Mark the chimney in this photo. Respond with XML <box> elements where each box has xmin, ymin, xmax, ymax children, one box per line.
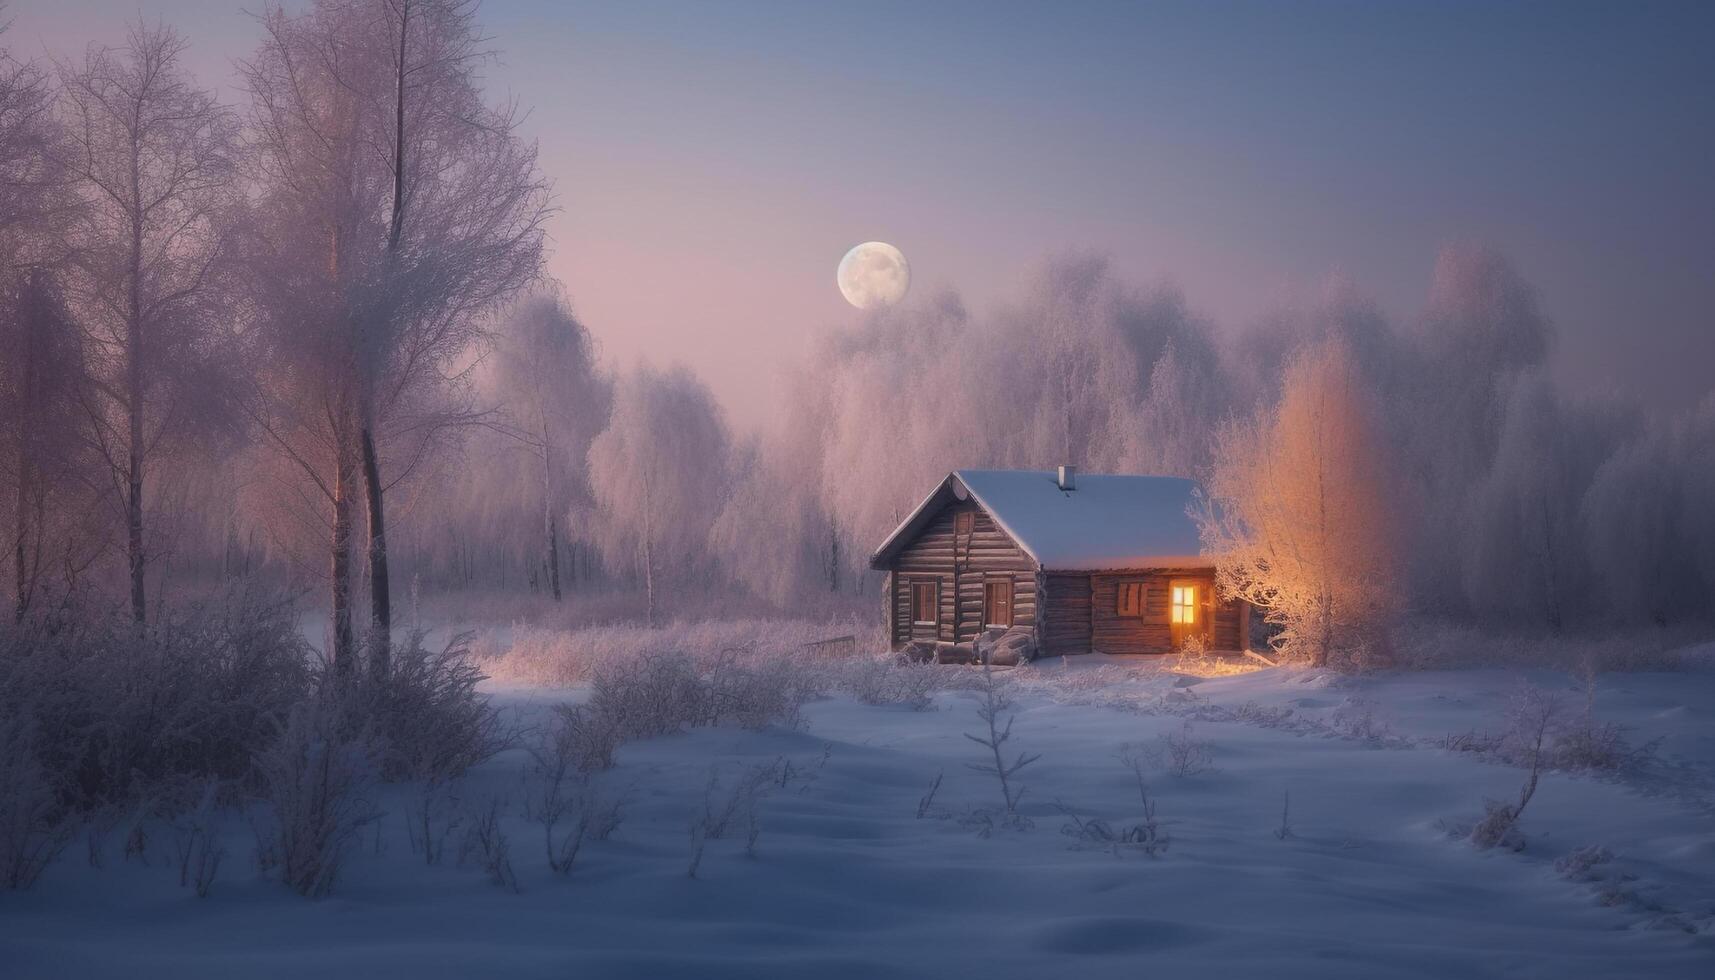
<box><xmin>1057</xmin><ymin>465</ymin><xmax>1077</xmax><ymax>491</ymax></box>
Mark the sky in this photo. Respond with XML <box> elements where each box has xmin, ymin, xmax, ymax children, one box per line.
<box><xmin>12</xmin><ymin>0</ymin><xmax>1713</xmax><ymax>431</ymax></box>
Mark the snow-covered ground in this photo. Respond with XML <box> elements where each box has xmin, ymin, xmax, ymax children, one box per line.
<box><xmin>4</xmin><ymin>654</ymin><xmax>1713</xmax><ymax>979</ymax></box>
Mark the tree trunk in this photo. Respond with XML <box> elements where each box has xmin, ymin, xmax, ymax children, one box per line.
<box><xmin>11</xmin><ymin>274</ymin><xmax>39</xmax><ymax>622</ymax></box>
<box><xmin>332</xmin><ymin>455</ymin><xmax>356</xmax><ymax>677</ymax></box>
<box><xmin>540</xmin><ymin>420</ymin><xmax>561</xmax><ymax>602</ymax></box>
<box><xmin>360</xmin><ymin>422</ymin><xmax>391</xmax><ymax>677</ymax></box>
<box><xmin>641</xmin><ymin>486</ymin><xmax>656</xmax><ymax>627</ymax></box>
<box><xmin>126</xmin><ymin>171</ymin><xmax>147</xmax><ymax>625</ymax></box>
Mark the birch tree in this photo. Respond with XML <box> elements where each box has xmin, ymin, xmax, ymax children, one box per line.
<box><xmin>486</xmin><ymin>290</ymin><xmax>608</xmax><ymax>600</ymax></box>
<box><xmin>0</xmin><ymin>270</ymin><xmax>96</xmax><ymax>620</ymax></box>
<box><xmin>0</xmin><ymin>21</ymin><xmax>98</xmax><ymax>620</ymax></box>
<box><xmin>587</xmin><ymin>366</ymin><xmax>730</xmax><ymax>625</ymax></box>
<box><xmin>1580</xmin><ymin>420</ymin><xmax>1685</xmax><ymax>625</ymax></box>
<box><xmin>1198</xmin><ymin>339</ymin><xmax>1400</xmax><ymax>668</ymax></box>
<box><xmin>240</xmin><ymin>0</ymin><xmax>547</xmax><ymax>672</ymax></box>
<box><xmin>56</xmin><ymin>22</ymin><xmax>239</xmax><ymax>624</ymax></box>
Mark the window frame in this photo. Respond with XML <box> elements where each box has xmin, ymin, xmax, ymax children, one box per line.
<box><xmin>910</xmin><ymin>579</ymin><xmax>940</xmax><ymax>626</ymax></box>
<box><xmin>1170</xmin><ymin>584</ymin><xmax>1197</xmax><ymax>625</ymax></box>
<box><xmin>1116</xmin><ymin>580</ymin><xmax>1147</xmax><ymax>618</ymax></box>
<box><xmin>983</xmin><ymin>577</ymin><xmax>1014</xmax><ymax>629</ymax></box>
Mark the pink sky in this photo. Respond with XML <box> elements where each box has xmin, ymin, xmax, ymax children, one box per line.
<box><xmin>15</xmin><ymin>1</ymin><xmax>1713</xmax><ymax>431</ymax></box>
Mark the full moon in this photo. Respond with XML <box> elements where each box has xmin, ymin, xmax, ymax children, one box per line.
<box><xmin>837</xmin><ymin>241</ymin><xmax>910</xmax><ymax>309</ymax></box>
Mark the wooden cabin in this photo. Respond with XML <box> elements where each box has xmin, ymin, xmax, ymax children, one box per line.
<box><xmin>869</xmin><ymin>467</ymin><xmax>1252</xmax><ymax>658</ymax></box>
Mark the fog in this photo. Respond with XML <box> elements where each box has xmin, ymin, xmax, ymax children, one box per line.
<box><xmin>3</xmin><ymin>4</ymin><xmax>1713</xmax><ymax>646</ymax></box>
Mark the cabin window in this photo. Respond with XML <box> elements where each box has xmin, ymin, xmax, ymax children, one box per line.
<box><xmin>984</xmin><ymin>579</ymin><xmax>1014</xmax><ymax>629</ymax></box>
<box><xmin>954</xmin><ymin>511</ymin><xmax>974</xmax><ymax>536</ymax></box>
<box><xmin>1116</xmin><ymin>581</ymin><xmax>1146</xmax><ymax>618</ymax></box>
<box><xmin>911</xmin><ymin>581</ymin><xmax>938</xmax><ymax>625</ymax></box>
<box><xmin>1171</xmin><ymin>585</ymin><xmax>1197</xmax><ymax>624</ymax></box>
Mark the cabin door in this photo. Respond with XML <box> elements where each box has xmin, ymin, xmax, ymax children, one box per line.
<box><xmin>1168</xmin><ymin>579</ymin><xmax>1208</xmax><ymax>649</ymax></box>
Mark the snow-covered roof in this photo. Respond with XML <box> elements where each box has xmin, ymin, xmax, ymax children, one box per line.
<box><xmin>870</xmin><ymin>469</ymin><xmax>1210</xmax><ymax>572</ymax></box>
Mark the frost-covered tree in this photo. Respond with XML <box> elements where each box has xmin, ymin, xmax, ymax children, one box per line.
<box><xmin>1462</xmin><ymin>372</ymin><xmax>1629</xmax><ymax>630</ymax></box>
<box><xmin>1580</xmin><ymin>419</ymin><xmax>1686</xmax><ymax>625</ymax></box>
<box><xmin>484</xmin><ymin>290</ymin><xmax>608</xmax><ymax>600</ymax></box>
<box><xmin>711</xmin><ymin>434</ymin><xmax>836</xmax><ymax>607</ymax></box>
<box><xmin>56</xmin><ymin>22</ymin><xmax>240</xmax><ymax>623</ymax></box>
<box><xmin>0</xmin><ymin>270</ymin><xmax>102</xmax><ymax>619</ymax></box>
<box><xmin>1403</xmin><ymin>245</ymin><xmax>1554</xmax><ymax>609</ymax></box>
<box><xmin>1199</xmin><ymin>339</ymin><xmax>1400</xmax><ymax>668</ymax></box>
<box><xmin>239</xmin><ymin>0</ymin><xmax>547</xmax><ymax>668</ymax></box>
<box><xmin>1682</xmin><ymin>396</ymin><xmax>1715</xmax><ymax>611</ymax></box>
<box><xmin>0</xmin><ymin>28</ymin><xmax>96</xmax><ymax>620</ymax></box>
<box><xmin>587</xmin><ymin>365</ymin><xmax>730</xmax><ymax>624</ymax></box>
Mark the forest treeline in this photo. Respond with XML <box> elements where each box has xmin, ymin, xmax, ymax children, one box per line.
<box><xmin>2</xmin><ymin>2</ymin><xmax>1712</xmax><ymax>657</ymax></box>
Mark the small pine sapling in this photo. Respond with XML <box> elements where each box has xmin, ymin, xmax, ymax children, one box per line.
<box><xmin>964</xmin><ymin>667</ymin><xmax>1040</xmax><ymax>816</ymax></box>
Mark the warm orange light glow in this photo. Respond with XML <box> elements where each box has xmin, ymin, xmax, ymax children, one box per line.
<box><xmin>1171</xmin><ymin>586</ymin><xmax>1196</xmax><ymax>624</ymax></box>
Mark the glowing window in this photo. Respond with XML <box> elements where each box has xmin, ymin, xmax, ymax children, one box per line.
<box><xmin>1171</xmin><ymin>586</ymin><xmax>1197</xmax><ymax>624</ymax></box>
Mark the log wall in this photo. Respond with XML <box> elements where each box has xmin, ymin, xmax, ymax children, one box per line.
<box><xmin>887</xmin><ymin>500</ymin><xmax>1036</xmax><ymax>646</ymax></box>
<box><xmin>880</xmin><ymin>500</ymin><xmax>1249</xmax><ymax>656</ymax></box>
<box><xmin>1088</xmin><ymin>571</ymin><xmax>1246</xmax><ymax>654</ymax></box>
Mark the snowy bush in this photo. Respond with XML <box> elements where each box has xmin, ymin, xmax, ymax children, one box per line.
<box><xmin>1555</xmin><ymin>844</ymin><xmax>1615</xmax><ymax>881</ymax></box>
<box><xmin>841</xmin><ymin>654</ymin><xmax>946</xmax><ymax>710</ymax></box>
<box><xmin>1056</xmin><ymin>744</ymin><xmax>1170</xmax><ymax>856</ymax></box>
<box><xmin>1330</xmin><ymin>696</ymin><xmax>1389</xmax><ymax>740</ymax></box>
<box><xmin>1470</xmin><ymin>685</ymin><xmax>1559</xmax><ymax>851</ymax></box>
<box><xmin>338</xmin><ymin>631</ymin><xmax>505</xmax><ymax>781</ymax></box>
<box><xmin>587</xmin><ymin>652</ymin><xmax>709</xmax><ymax>740</ymax></box>
<box><xmin>0</xmin><ymin>715</ymin><xmax>70</xmax><ymax>890</ymax></box>
<box><xmin>170</xmin><ymin>779</ymin><xmax>225</xmax><ymax>897</ymax></box>
<box><xmin>461</xmin><ymin>794</ymin><xmax>518</xmax><ymax>892</ymax></box>
<box><xmin>525</xmin><ymin>710</ymin><xmax>626</xmax><ymax>874</ymax></box>
<box><xmin>687</xmin><ymin>762</ymin><xmax>783</xmax><ymax>876</ymax></box>
<box><xmin>1161</xmin><ymin>721</ymin><xmax>1216</xmax><ymax>777</ymax></box>
<box><xmin>404</xmin><ymin>777</ymin><xmax>462</xmax><ymax>867</ymax></box>
<box><xmin>0</xmin><ymin>591</ymin><xmax>312</xmax><ymax>819</ymax></box>
<box><xmin>252</xmin><ymin>700</ymin><xmax>383</xmax><ymax>898</ymax></box>
<box><xmin>481</xmin><ymin>618</ymin><xmax>878</xmax><ymax>688</ymax></box>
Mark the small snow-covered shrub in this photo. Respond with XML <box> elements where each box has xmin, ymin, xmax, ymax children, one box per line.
<box><xmin>0</xmin><ymin>715</ymin><xmax>70</xmax><ymax>890</ymax></box>
<box><xmin>404</xmin><ymin>777</ymin><xmax>462</xmax><ymax>866</ymax></box>
<box><xmin>481</xmin><ymin>617</ymin><xmax>878</xmax><ymax>688</ymax></box>
<box><xmin>687</xmin><ymin>762</ymin><xmax>781</xmax><ymax>876</ymax></box>
<box><xmin>252</xmin><ymin>700</ymin><xmax>383</xmax><ymax>898</ymax></box>
<box><xmin>0</xmin><ymin>591</ymin><xmax>313</xmax><ymax>812</ymax></box>
<box><xmin>339</xmin><ymin>632</ymin><xmax>504</xmax><ymax>781</ymax></box>
<box><xmin>525</xmin><ymin>710</ymin><xmax>626</xmax><ymax>875</ymax></box>
<box><xmin>1161</xmin><ymin>721</ymin><xmax>1215</xmax><ymax>777</ymax></box>
<box><xmin>1556</xmin><ymin>844</ymin><xmax>1615</xmax><ymax>881</ymax></box>
<box><xmin>588</xmin><ymin>652</ymin><xmax>707</xmax><ymax>740</ymax></box>
<box><xmin>704</xmin><ymin>648</ymin><xmax>823</xmax><ymax>730</ymax></box>
<box><xmin>1330</xmin><ymin>696</ymin><xmax>1389</xmax><ymax>740</ymax></box>
<box><xmin>461</xmin><ymin>794</ymin><xmax>518</xmax><ymax>892</ymax></box>
<box><xmin>170</xmin><ymin>779</ymin><xmax>225</xmax><ymax>898</ymax></box>
<box><xmin>1470</xmin><ymin>685</ymin><xmax>1558</xmax><ymax>851</ymax></box>
<box><xmin>842</xmin><ymin>655</ymin><xmax>944</xmax><ymax>710</ymax></box>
